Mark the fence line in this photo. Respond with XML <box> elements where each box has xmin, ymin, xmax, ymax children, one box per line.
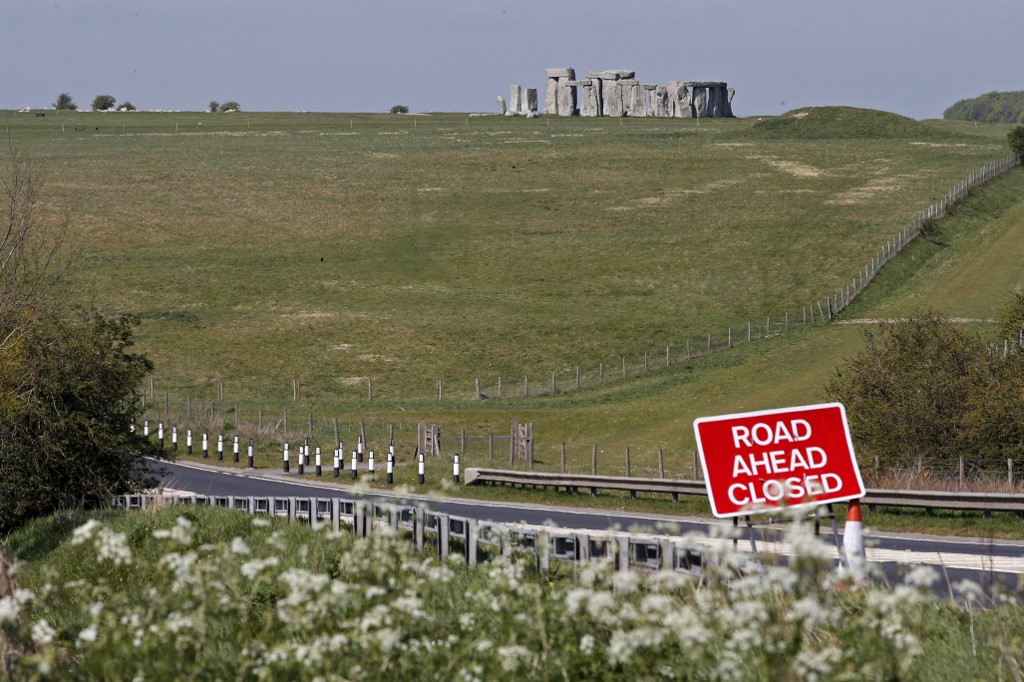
<box><xmin>140</xmin><ymin>154</ymin><xmax>1020</xmax><ymax>403</ymax></box>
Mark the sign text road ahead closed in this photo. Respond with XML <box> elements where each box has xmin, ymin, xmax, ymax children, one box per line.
<box><xmin>694</xmin><ymin>403</ymin><xmax>864</xmax><ymax>519</ymax></box>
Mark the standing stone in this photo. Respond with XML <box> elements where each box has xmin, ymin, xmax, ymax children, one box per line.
<box><xmin>603</xmin><ymin>80</ymin><xmax>623</xmax><ymax>117</ymax></box>
<box><xmin>525</xmin><ymin>88</ymin><xmax>538</xmax><ymax>114</ymax></box>
<box><xmin>557</xmin><ymin>68</ymin><xmax>577</xmax><ymax>116</ymax></box>
<box><xmin>643</xmin><ymin>85</ymin><xmax>657</xmax><ymax>117</ymax></box>
<box><xmin>544</xmin><ymin>78</ymin><xmax>559</xmax><ymax>115</ymax></box>
<box><xmin>654</xmin><ymin>86</ymin><xmax>668</xmax><ymax>118</ymax></box>
<box><xmin>692</xmin><ymin>87</ymin><xmax>708</xmax><ymax>118</ymax></box>
<box><xmin>508</xmin><ymin>85</ymin><xmax>522</xmax><ymax>117</ymax></box>
<box><xmin>725</xmin><ymin>87</ymin><xmax>736</xmax><ymax>117</ymax></box>
<box><xmin>580</xmin><ymin>81</ymin><xmax>599</xmax><ymax>117</ymax></box>
<box><xmin>497</xmin><ymin>95</ymin><xmax>507</xmax><ymax>115</ymax></box>
<box><xmin>626</xmin><ymin>81</ymin><xmax>646</xmax><ymax>118</ymax></box>
<box><xmin>707</xmin><ymin>86</ymin><xmax>719</xmax><ymax>117</ymax></box>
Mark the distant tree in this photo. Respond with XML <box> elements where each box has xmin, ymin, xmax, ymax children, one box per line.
<box><xmin>826</xmin><ymin>310</ymin><xmax>1024</xmax><ymax>479</ymax></box>
<box><xmin>208</xmin><ymin>100</ymin><xmax>220</xmax><ymax>113</ymax></box>
<box><xmin>92</xmin><ymin>95</ymin><xmax>116</xmax><ymax>111</ymax></box>
<box><xmin>53</xmin><ymin>92</ymin><xmax>77</xmax><ymax>111</ymax></box>
<box><xmin>118</xmin><ymin>101</ymin><xmax>137</xmax><ymax>112</ymax></box>
<box><xmin>218</xmin><ymin>101</ymin><xmax>240</xmax><ymax>113</ymax></box>
<box><xmin>1008</xmin><ymin>125</ymin><xmax>1024</xmax><ymax>160</ymax></box>
<box><xmin>944</xmin><ymin>91</ymin><xmax>1024</xmax><ymax>124</ymax></box>
<box><xmin>390</xmin><ymin>104</ymin><xmax>409</xmax><ymax>114</ymax></box>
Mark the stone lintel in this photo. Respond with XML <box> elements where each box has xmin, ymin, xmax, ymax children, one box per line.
<box><xmin>681</xmin><ymin>81</ymin><xmax>727</xmax><ymax>88</ymax></box>
<box><xmin>586</xmin><ymin>69</ymin><xmax>636</xmax><ymax>80</ymax></box>
<box><xmin>546</xmin><ymin>68</ymin><xmax>576</xmax><ymax>78</ymax></box>
<box><xmin>565</xmin><ymin>80</ymin><xmax>590</xmax><ymax>87</ymax></box>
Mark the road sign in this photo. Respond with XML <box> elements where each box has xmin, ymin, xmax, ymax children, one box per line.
<box><xmin>694</xmin><ymin>402</ymin><xmax>864</xmax><ymax>518</ymax></box>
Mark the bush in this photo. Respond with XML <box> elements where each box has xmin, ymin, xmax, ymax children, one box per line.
<box><xmin>1008</xmin><ymin>125</ymin><xmax>1024</xmax><ymax>159</ymax></box>
<box><xmin>208</xmin><ymin>100</ymin><xmax>220</xmax><ymax>113</ymax></box>
<box><xmin>826</xmin><ymin>310</ymin><xmax>1024</xmax><ymax>477</ymax></box>
<box><xmin>218</xmin><ymin>101</ymin><xmax>240</xmax><ymax>113</ymax></box>
<box><xmin>91</xmin><ymin>95</ymin><xmax>116</xmax><ymax>111</ymax></box>
<box><xmin>390</xmin><ymin>104</ymin><xmax>409</xmax><ymax>114</ymax></box>
<box><xmin>117</xmin><ymin>102</ymin><xmax>136</xmax><ymax>112</ymax></box>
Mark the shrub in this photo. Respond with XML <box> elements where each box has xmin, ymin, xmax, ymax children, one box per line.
<box><xmin>1008</xmin><ymin>125</ymin><xmax>1024</xmax><ymax>160</ymax></box>
<box><xmin>52</xmin><ymin>93</ymin><xmax>77</xmax><ymax>111</ymax></box>
<box><xmin>218</xmin><ymin>101</ymin><xmax>240</xmax><ymax>113</ymax></box>
<box><xmin>390</xmin><ymin>104</ymin><xmax>409</xmax><ymax>114</ymax></box>
<box><xmin>117</xmin><ymin>102</ymin><xmax>136</xmax><ymax>112</ymax></box>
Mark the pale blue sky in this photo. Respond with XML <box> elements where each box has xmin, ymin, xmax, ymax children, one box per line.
<box><xmin>3</xmin><ymin>0</ymin><xmax>1021</xmax><ymax>118</ymax></box>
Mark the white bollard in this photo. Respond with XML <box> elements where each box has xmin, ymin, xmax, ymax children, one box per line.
<box><xmin>283</xmin><ymin>442</ymin><xmax>290</xmax><ymax>473</ymax></box>
<box><xmin>418</xmin><ymin>451</ymin><xmax>425</xmax><ymax>485</ymax></box>
<box><xmin>454</xmin><ymin>454</ymin><xmax>460</xmax><ymax>484</ymax></box>
<box><xmin>368</xmin><ymin>450</ymin><xmax>375</xmax><ymax>480</ymax></box>
<box><xmin>351</xmin><ymin>451</ymin><xmax>358</xmax><ymax>480</ymax></box>
<box><xmin>315</xmin><ymin>447</ymin><xmax>322</xmax><ymax>476</ymax></box>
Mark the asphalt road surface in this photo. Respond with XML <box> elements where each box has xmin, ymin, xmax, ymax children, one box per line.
<box><xmin>150</xmin><ymin>459</ymin><xmax>1024</xmax><ymax>595</ymax></box>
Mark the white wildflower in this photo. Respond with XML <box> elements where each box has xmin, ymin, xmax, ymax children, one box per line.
<box><xmin>579</xmin><ymin>633</ymin><xmax>595</xmax><ymax>655</ymax></box>
<box><xmin>71</xmin><ymin>519</ymin><xmax>103</xmax><ymax>545</ymax></box>
<box><xmin>230</xmin><ymin>537</ymin><xmax>251</xmax><ymax>555</ymax></box>
<box><xmin>496</xmin><ymin>644</ymin><xmax>533</xmax><ymax>672</ymax></box>
<box><xmin>903</xmin><ymin>564</ymin><xmax>940</xmax><ymax>589</ymax></box>
<box><xmin>77</xmin><ymin>624</ymin><xmax>98</xmax><ymax>644</ymax></box>
<box><xmin>0</xmin><ymin>597</ymin><xmax>19</xmax><ymax>625</ymax></box>
<box><xmin>31</xmin><ymin>619</ymin><xmax>56</xmax><ymax>645</ymax></box>
<box><xmin>458</xmin><ymin>613</ymin><xmax>475</xmax><ymax>630</ymax></box>
<box><xmin>240</xmin><ymin>556</ymin><xmax>280</xmax><ymax>580</ymax></box>
<box><xmin>95</xmin><ymin>527</ymin><xmax>133</xmax><ymax>565</ymax></box>
<box><xmin>953</xmin><ymin>578</ymin><xmax>985</xmax><ymax>605</ymax></box>
<box><xmin>251</xmin><ymin>517</ymin><xmax>271</xmax><ymax>528</ymax></box>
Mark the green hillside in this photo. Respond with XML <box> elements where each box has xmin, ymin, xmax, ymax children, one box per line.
<box><xmin>2</xmin><ymin>107</ymin><xmax>1020</xmax><ymax>473</ymax></box>
<box><xmin>944</xmin><ymin>90</ymin><xmax>1024</xmax><ymax>124</ymax></box>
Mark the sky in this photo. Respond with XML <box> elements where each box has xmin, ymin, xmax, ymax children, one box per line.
<box><xmin>3</xmin><ymin>0</ymin><xmax>1022</xmax><ymax>119</ymax></box>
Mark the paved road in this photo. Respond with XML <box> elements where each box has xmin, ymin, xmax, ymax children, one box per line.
<box><xmin>150</xmin><ymin>459</ymin><xmax>1024</xmax><ymax>592</ymax></box>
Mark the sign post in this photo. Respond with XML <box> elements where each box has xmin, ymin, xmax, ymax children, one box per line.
<box><xmin>694</xmin><ymin>403</ymin><xmax>864</xmax><ymax>519</ymax></box>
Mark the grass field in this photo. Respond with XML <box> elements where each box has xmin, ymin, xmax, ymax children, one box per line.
<box><xmin>4</xmin><ymin>106</ymin><xmax>1023</xmax><ymax>483</ymax></box>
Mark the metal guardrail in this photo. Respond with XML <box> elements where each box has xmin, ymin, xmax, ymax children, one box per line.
<box><xmin>464</xmin><ymin>468</ymin><xmax>1024</xmax><ymax>515</ymax></box>
<box><xmin>112</xmin><ymin>494</ymin><xmax>707</xmax><ymax>576</ymax></box>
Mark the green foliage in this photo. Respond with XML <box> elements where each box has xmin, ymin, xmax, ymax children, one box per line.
<box><xmin>999</xmin><ymin>291</ymin><xmax>1024</xmax><ymax>340</ymax></box>
<box><xmin>208</xmin><ymin>100</ymin><xmax>220</xmax><ymax>113</ymax></box>
<box><xmin>0</xmin><ymin>309</ymin><xmax>157</xmax><ymax>532</ymax></box>
<box><xmin>0</xmin><ymin>149</ymin><xmax>158</xmax><ymax>533</ymax></box>
<box><xmin>390</xmin><ymin>104</ymin><xmax>409</xmax><ymax>114</ymax></box>
<box><xmin>217</xmin><ymin>101</ymin><xmax>240</xmax><ymax>112</ymax></box>
<box><xmin>52</xmin><ymin>92</ymin><xmax>77</xmax><ymax>110</ymax></box>
<box><xmin>117</xmin><ymin>101</ymin><xmax>136</xmax><ymax>112</ymax></box>
<box><xmin>91</xmin><ymin>94</ymin><xmax>116</xmax><ymax>111</ymax></box>
<box><xmin>1008</xmin><ymin>125</ymin><xmax>1024</xmax><ymax>159</ymax></box>
<box><xmin>944</xmin><ymin>91</ymin><xmax>1024</xmax><ymax>124</ymax></box>
<box><xmin>750</xmin><ymin>106</ymin><xmax>944</xmax><ymax>139</ymax></box>
<box><xmin>826</xmin><ymin>310</ymin><xmax>1024</xmax><ymax>477</ymax></box>
<box><xmin>7</xmin><ymin>506</ymin><xmax>1014</xmax><ymax>680</ymax></box>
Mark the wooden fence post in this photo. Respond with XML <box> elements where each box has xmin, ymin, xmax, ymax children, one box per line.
<box><xmin>561</xmin><ymin>442</ymin><xmax>566</xmax><ymax>474</ymax></box>
<box><xmin>625</xmin><ymin>447</ymin><xmax>631</xmax><ymax>477</ymax></box>
<box><xmin>592</xmin><ymin>445</ymin><xmax>597</xmax><ymax>475</ymax></box>
<box><xmin>658</xmin><ymin>447</ymin><xmax>664</xmax><ymax>479</ymax></box>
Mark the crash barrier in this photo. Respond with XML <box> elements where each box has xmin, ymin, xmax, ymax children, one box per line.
<box><xmin>464</xmin><ymin>468</ymin><xmax>1024</xmax><ymax>516</ymax></box>
<box><xmin>112</xmin><ymin>494</ymin><xmax>706</xmax><ymax>576</ymax></box>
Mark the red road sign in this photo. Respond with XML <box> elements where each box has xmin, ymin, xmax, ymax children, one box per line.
<box><xmin>694</xmin><ymin>403</ymin><xmax>864</xmax><ymax>518</ymax></box>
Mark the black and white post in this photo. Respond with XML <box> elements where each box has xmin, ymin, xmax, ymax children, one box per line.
<box><xmin>202</xmin><ymin>433</ymin><xmax>209</xmax><ymax>459</ymax></box>
<box><xmin>333</xmin><ymin>449</ymin><xmax>340</xmax><ymax>477</ymax></box>
<box><xmin>453</xmin><ymin>453</ymin><xmax>460</xmax><ymax>484</ymax></box>
<box><xmin>187</xmin><ymin>429</ymin><xmax>193</xmax><ymax>455</ymax></box>
<box><xmin>297</xmin><ymin>444</ymin><xmax>305</xmax><ymax>475</ymax></box>
<box><xmin>386</xmin><ymin>451</ymin><xmax>394</xmax><ymax>485</ymax></box>
<box><xmin>217</xmin><ymin>434</ymin><xmax>224</xmax><ymax>462</ymax></box>
<box><xmin>351</xmin><ymin>450</ymin><xmax>358</xmax><ymax>480</ymax></box>
<box><xmin>233</xmin><ymin>435</ymin><xmax>240</xmax><ymax>463</ymax></box>
<box><xmin>315</xmin><ymin>446</ymin><xmax>322</xmax><ymax>476</ymax></box>
<box><xmin>172</xmin><ymin>425</ymin><xmax>178</xmax><ymax>452</ymax></box>
<box><xmin>283</xmin><ymin>442</ymin><xmax>290</xmax><ymax>473</ymax></box>
<box><xmin>158</xmin><ymin>422</ymin><xmax>165</xmax><ymax>449</ymax></box>
<box><xmin>247</xmin><ymin>438</ymin><xmax>254</xmax><ymax>468</ymax></box>
<box><xmin>418</xmin><ymin>451</ymin><xmax>425</xmax><ymax>485</ymax></box>
<box><xmin>368</xmin><ymin>450</ymin><xmax>375</xmax><ymax>481</ymax></box>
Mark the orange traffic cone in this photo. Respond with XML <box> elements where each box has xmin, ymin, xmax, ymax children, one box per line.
<box><xmin>843</xmin><ymin>499</ymin><xmax>865</xmax><ymax>577</ymax></box>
